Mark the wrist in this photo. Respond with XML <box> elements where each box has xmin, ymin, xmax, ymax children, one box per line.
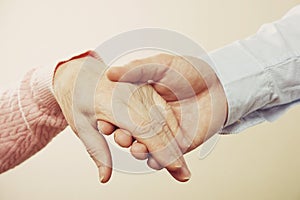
<box><xmin>53</xmin><ymin>50</ymin><xmax>102</xmax><ymax>98</ymax></box>
<box><xmin>52</xmin><ymin>51</ymin><xmax>103</xmax><ymax>129</ymax></box>
<box><xmin>207</xmin><ymin>73</ymin><xmax>228</xmax><ymax>136</ymax></box>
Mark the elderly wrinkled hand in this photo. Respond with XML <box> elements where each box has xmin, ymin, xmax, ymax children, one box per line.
<box><xmin>53</xmin><ymin>54</ymin><xmax>190</xmax><ymax>183</ymax></box>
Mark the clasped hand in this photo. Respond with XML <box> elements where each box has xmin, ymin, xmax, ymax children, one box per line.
<box><xmin>53</xmin><ymin>53</ymin><xmax>227</xmax><ymax>183</ymax></box>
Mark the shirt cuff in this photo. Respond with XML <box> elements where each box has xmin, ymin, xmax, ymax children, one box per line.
<box><xmin>208</xmin><ymin>42</ymin><xmax>273</xmax><ymax>130</ymax></box>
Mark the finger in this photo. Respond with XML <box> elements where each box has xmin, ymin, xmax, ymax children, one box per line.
<box><xmin>77</xmin><ymin>124</ymin><xmax>112</xmax><ymax>183</ymax></box>
<box><xmin>137</xmin><ymin>123</ymin><xmax>191</xmax><ymax>182</ymax></box>
<box><xmin>168</xmin><ymin>165</ymin><xmax>191</xmax><ymax>183</ymax></box>
<box><xmin>113</xmin><ymin>128</ymin><xmax>133</xmax><ymax>148</ymax></box>
<box><xmin>135</xmin><ymin>140</ymin><xmax>191</xmax><ymax>182</ymax></box>
<box><xmin>147</xmin><ymin>156</ymin><xmax>163</xmax><ymax>170</ymax></box>
<box><xmin>107</xmin><ymin>65</ymin><xmax>179</xmax><ymax>101</ymax></box>
<box><xmin>124</xmin><ymin>88</ymin><xmax>192</xmax><ymax>182</ymax></box>
<box><xmin>145</xmin><ymin>132</ymin><xmax>192</xmax><ymax>179</ymax></box>
<box><xmin>97</xmin><ymin>120</ymin><xmax>116</xmax><ymax>135</ymax></box>
<box><xmin>130</xmin><ymin>141</ymin><xmax>149</xmax><ymax>160</ymax></box>
<box><xmin>106</xmin><ymin>54</ymin><xmax>173</xmax><ymax>83</ymax></box>
<box><xmin>107</xmin><ymin>64</ymin><xmax>169</xmax><ymax>84</ymax></box>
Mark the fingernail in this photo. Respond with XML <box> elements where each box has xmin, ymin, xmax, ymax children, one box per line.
<box><xmin>181</xmin><ymin>167</ymin><xmax>191</xmax><ymax>181</ymax></box>
<box><xmin>99</xmin><ymin>166</ymin><xmax>106</xmax><ymax>183</ymax></box>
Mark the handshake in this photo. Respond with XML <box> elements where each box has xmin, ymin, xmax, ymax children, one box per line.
<box><xmin>53</xmin><ymin>52</ymin><xmax>228</xmax><ymax>183</ymax></box>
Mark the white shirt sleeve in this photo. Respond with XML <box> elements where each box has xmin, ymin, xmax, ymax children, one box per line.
<box><xmin>208</xmin><ymin>5</ymin><xmax>300</xmax><ymax>134</ymax></box>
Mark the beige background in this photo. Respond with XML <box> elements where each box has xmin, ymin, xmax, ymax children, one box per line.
<box><xmin>0</xmin><ymin>0</ymin><xmax>300</xmax><ymax>199</ymax></box>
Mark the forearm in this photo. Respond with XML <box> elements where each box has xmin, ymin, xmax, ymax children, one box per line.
<box><xmin>0</xmin><ymin>66</ymin><xmax>67</xmax><ymax>173</ymax></box>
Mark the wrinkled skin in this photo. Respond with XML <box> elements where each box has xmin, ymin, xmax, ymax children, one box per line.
<box><xmin>53</xmin><ymin>56</ymin><xmax>191</xmax><ymax>183</ymax></box>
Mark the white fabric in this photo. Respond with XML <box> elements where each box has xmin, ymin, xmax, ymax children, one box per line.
<box><xmin>209</xmin><ymin>5</ymin><xmax>300</xmax><ymax>134</ymax></box>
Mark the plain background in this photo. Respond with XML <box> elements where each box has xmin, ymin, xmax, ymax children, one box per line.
<box><xmin>0</xmin><ymin>0</ymin><xmax>300</xmax><ymax>199</ymax></box>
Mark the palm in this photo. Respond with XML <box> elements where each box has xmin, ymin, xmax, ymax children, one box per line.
<box><xmin>168</xmin><ymin>89</ymin><xmax>212</xmax><ymax>153</ymax></box>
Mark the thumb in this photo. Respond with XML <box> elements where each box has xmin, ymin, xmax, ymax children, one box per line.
<box><xmin>106</xmin><ymin>59</ymin><xmax>197</xmax><ymax>101</ymax></box>
<box><xmin>107</xmin><ymin>64</ymin><xmax>169</xmax><ymax>84</ymax></box>
<box><xmin>107</xmin><ymin>65</ymin><xmax>181</xmax><ymax>101</ymax></box>
<box><xmin>106</xmin><ymin>54</ymin><xmax>173</xmax><ymax>83</ymax></box>
<box><xmin>76</xmin><ymin>120</ymin><xmax>112</xmax><ymax>183</ymax></box>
